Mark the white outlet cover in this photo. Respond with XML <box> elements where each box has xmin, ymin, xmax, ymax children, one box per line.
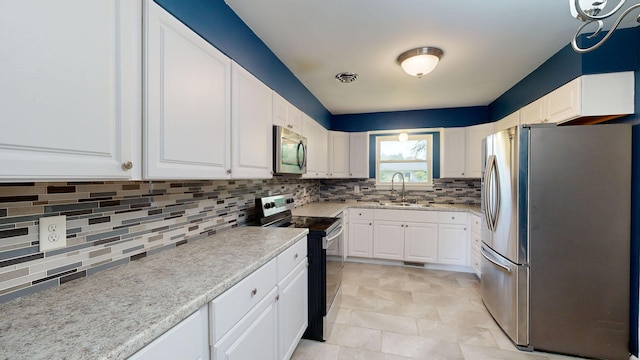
<box><xmin>39</xmin><ymin>215</ymin><xmax>67</xmax><ymax>252</ymax></box>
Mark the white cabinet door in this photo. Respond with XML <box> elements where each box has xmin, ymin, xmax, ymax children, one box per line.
<box><xmin>129</xmin><ymin>305</ymin><xmax>209</xmax><ymax>360</ymax></box>
<box><xmin>520</xmin><ymin>97</ymin><xmax>547</xmax><ymax>125</ymax></box>
<box><xmin>495</xmin><ymin>111</ymin><xmax>519</xmax><ymax>132</ymax></box>
<box><xmin>440</xmin><ymin>128</ymin><xmax>466</xmax><ymax>178</ymax></box>
<box><xmin>373</xmin><ymin>220</ymin><xmax>404</xmax><ymax>260</ymax></box>
<box><xmin>145</xmin><ymin>1</ymin><xmax>231</xmax><ymax>179</ymax></box>
<box><xmin>546</xmin><ymin>77</ymin><xmax>579</xmax><ymax>123</ymax></box>
<box><xmin>328</xmin><ymin>131</ymin><xmax>350</xmax><ymax>178</ymax></box>
<box><xmin>464</xmin><ymin>122</ymin><xmax>495</xmax><ymax>178</ymax></box>
<box><xmin>273</xmin><ymin>92</ymin><xmax>302</xmax><ymax>134</ymax></box>
<box><xmin>277</xmin><ymin>261</ymin><xmax>308</xmax><ymax>360</ymax></box>
<box><xmin>231</xmin><ymin>63</ymin><xmax>273</xmax><ymax>179</ymax></box>
<box><xmin>348</xmin><ymin>219</ymin><xmax>373</xmax><ymax>258</ymax></box>
<box><xmin>349</xmin><ymin>132</ymin><xmax>369</xmax><ymax>178</ymax></box>
<box><xmin>404</xmin><ymin>222</ymin><xmax>438</xmax><ymax>263</ymax></box>
<box><xmin>438</xmin><ymin>223</ymin><xmax>468</xmax><ymax>266</ymax></box>
<box><xmin>0</xmin><ymin>0</ymin><xmax>141</xmax><ymax>180</ymax></box>
<box><xmin>213</xmin><ymin>287</ymin><xmax>279</xmax><ymax>360</ymax></box>
<box><xmin>301</xmin><ymin>115</ymin><xmax>327</xmax><ymax>178</ymax></box>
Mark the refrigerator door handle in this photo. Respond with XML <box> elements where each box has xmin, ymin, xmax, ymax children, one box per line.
<box><xmin>483</xmin><ymin>157</ymin><xmax>494</xmax><ymax>230</ymax></box>
<box><xmin>481</xmin><ymin>249</ymin><xmax>511</xmax><ymax>273</ymax></box>
<box><xmin>492</xmin><ymin>156</ymin><xmax>500</xmax><ymax>231</ymax></box>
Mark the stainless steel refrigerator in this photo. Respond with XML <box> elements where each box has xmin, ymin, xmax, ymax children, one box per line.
<box><xmin>480</xmin><ymin>124</ymin><xmax>631</xmax><ymax>360</ymax></box>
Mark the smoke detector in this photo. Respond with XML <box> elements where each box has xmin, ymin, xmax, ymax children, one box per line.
<box><xmin>335</xmin><ymin>72</ymin><xmax>358</xmax><ymax>83</ymax></box>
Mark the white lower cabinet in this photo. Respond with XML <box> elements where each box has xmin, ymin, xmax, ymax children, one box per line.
<box><xmin>437</xmin><ymin>212</ymin><xmax>469</xmax><ymax>266</ymax></box>
<box><xmin>277</xmin><ymin>261</ymin><xmax>308</xmax><ymax>360</ymax></box>
<box><xmin>349</xmin><ymin>219</ymin><xmax>374</xmax><ymax>257</ymax></box>
<box><xmin>129</xmin><ymin>305</ymin><xmax>209</xmax><ymax>360</ymax></box>
<box><xmin>373</xmin><ymin>221</ymin><xmax>404</xmax><ymax>260</ymax></box>
<box><xmin>404</xmin><ymin>222</ymin><xmax>439</xmax><ymax>263</ymax></box>
<box><xmin>348</xmin><ymin>209</ymin><xmax>470</xmax><ymax>268</ymax></box>
<box><xmin>213</xmin><ymin>287</ymin><xmax>279</xmax><ymax>360</ymax></box>
<box><xmin>211</xmin><ymin>238</ymin><xmax>308</xmax><ymax>360</ymax></box>
<box><xmin>470</xmin><ymin>214</ymin><xmax>482</xmax><ymax>277</ymax></box>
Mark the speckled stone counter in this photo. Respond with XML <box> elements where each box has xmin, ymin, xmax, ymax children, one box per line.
<box><xmin>292</xmin><ymin>201</ymin><xmax>481</xmax><ymax>218</ymax></box>
<box><xmin>0</xmin><ymin>227</ymin><xmax>308</xmax><ymax>360</ymax></box>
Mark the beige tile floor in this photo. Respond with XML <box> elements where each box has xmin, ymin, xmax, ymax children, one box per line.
<box><xmin>292</xmin><ymin>262</ymin><xmax>588</xmax><ymax>360</ymax></box>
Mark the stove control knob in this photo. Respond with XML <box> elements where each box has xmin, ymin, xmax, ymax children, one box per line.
<box><xmin>286</xmin><ymin>198</ymin><xmax>294</xmax><ymax>204</ymax></box>
<box><xmin>264</xmin><ymin>203</ymin><xmax>271</xmax><ymax>209</ymax></box>
<box><xmin>270</xmin><ymin>202</ymin><xmax>277</xmax><ymax>208</ymax></box>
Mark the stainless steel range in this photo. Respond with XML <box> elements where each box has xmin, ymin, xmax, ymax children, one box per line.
<box><xmin>254</xmin><ymin>194</ymin><xmax>343</xmax><ymax>341</ymax></box>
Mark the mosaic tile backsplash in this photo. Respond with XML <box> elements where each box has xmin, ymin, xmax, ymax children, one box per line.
<box><xmin>0</xmin><ymin>177</ymin><xmax>321</xmax><ymax>304</ymax></box>
<box><xmin>0</xmin><ymin>176</ymin><xmax>479</xmax><ymax>303</ymax></box>
<box><xmin>318</xmin><ymin>178</ymin><xmax>481</xmax><ymax>205</ymax></box>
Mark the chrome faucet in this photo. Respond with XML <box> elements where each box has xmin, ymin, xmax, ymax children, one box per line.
<box><xmin>391</xmin><ymin>172</ymin><xmax>405</xmax><ymax>204</ymax></box>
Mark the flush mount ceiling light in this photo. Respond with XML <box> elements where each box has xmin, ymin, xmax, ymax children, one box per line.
<box><xmin>335</xmin><ymin>72</ymin><xmax>358</xmax><ymax>83</ymax></box>
<box><xmin>397</xmin><ymin>47</ymin><xmax>444</xmax><ymax>78</ymax></box>
<box><xmin>569</xmin><ymin>0</ymin><xmax>640</xmax><ymax>53</ymax></box>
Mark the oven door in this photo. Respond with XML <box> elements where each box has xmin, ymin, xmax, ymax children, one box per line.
<box><xmin>323</xmin><ymin>223</ymin><xmax>343</xmax><ymax>339</ymax></box>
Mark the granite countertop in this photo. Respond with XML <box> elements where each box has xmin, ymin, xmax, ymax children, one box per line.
<box><xmin>292</xmin><ymin>201</ymin><xmax>481</xmax><ymax>218</ymax></box>
<box><xmin>0</xmin><ymin>227</ymin><xmax>308</xmax><ymax>360</ymax></box>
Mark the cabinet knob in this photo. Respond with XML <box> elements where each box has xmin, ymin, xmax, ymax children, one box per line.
<box><xmin>226</xmin><ymin>169</ymin><xmax>232</xmax><ymax>174</ymax></box>
<box><xmin>369</xmin><ymin>223</ymin><xmax>372</xmax><ymax>226</ymax></box>
<box><xmin>122</xmin><ymin>161</ymin><xmax>133</xmax><ymax>170</ymax></box>
<box><xmin>294</xmin><ymin>253</ymin><xmax>298</xmax><ymax>259</ymax></box>
<box><xmin>276</xmin><ymin>294</ymin><xmax>280</xmax><ymax>301</ymax></box>
<box><xmin>251</xmin><ymin>288</ymin><xmax>257</xmax><ymax>297</ymax></box>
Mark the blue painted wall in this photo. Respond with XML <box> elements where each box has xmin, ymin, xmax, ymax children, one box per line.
<box><xmin>331</xmin><ymin>106</ymin><xmax>489</xmax><ymax>132</ymax></box>
<box><xmin>153</xmin><ymin>0</ymin><xmax>331</xmax><ymax>127</ymax></box>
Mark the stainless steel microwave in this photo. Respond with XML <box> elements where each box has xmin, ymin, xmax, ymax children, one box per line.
<box><xmin>273</xmin><ymin>126</ymin><xmax>307</xmax><ymax>175</ymax></box>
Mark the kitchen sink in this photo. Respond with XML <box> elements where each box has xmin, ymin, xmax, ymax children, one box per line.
<box><xmin>378</xmin><ymin>202</ymin><xmax>431</xmax><ymax>208</ymax></box>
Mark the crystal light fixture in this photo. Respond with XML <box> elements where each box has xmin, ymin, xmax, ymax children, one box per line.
<box><xmin>570</xmin><ymin>0</ymin><xmax>640</xmax><ymax>53</ymax></box>
<box><xmin>397</xmin><ymin>47</ymin><xmax>443</xmax><ymax>77</ymax></box>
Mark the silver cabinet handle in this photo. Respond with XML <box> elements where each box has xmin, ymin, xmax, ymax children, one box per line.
<box><xmin>251</xmin><ymin>288</ymin><xmax>257</xmax><ymax>297</ymax></box>
<box><xmin>481</xmin><ymin>250</ymin><xmax>511</xmax><ymax>273</ymax></box>
<box><xmin>122</xmin><ymin>161</ymin><xmax>133</xmax><ymax>170</ymax></box>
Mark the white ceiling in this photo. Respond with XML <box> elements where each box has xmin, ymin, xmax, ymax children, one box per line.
<box><xmin>224</xmin><ymin>0</ymin><xmax>638</xmax><ymax>115</ymax></box>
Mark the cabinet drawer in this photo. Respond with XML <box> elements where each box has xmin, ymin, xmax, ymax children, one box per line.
<box><xmin>277</xmin><ymin>238</ymin><xmax>307</xmax><ymax>282</ymax></box>
<box><xmin>349</xmin><ymin>208</ymin><xmax>374</xmax><ymax>220</ymax></box>
<box><xmin>374</xmin><ymin>209</ymin><xmax>438</xmax><ymax>223</ymax></box>
<box><xmin>211</xmin><ymin>258</ymin><xmax>277</xmax><ymax>343</ymax></box>
<box><xmin>471</xmin><ymin>215</ymin><xmax>481</xmax><ymax>234</ymax></box>
<box><xmin>471</xmin><ymin>249</ymin><xmax>481</xmax><ymax>274</ymax></box>
<box><xmin>438</xmin><ymin>211</ymin><xmax>468</xmax><ymax>225</ymax></box>
<box><xmin>471</xmin><ymin>231</ymin><xmax>482</xmax><ymax>252</ymax></box>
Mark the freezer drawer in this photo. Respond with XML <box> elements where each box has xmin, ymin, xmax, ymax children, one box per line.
<box><xmin>480</xmin><ymin>244</ymin><xmax>528</xmax><ymax>348</ymax></box>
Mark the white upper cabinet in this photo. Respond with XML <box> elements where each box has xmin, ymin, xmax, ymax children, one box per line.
<box><xmin>301</xmin><ymin>115</ymin><xmax>327</xmax><ymax>178</ymax></box>
<box><xmin>464</xmin><ymin>122</ymin><xmax>495</xmax><ymax>178</ymax></box>
<box><xmin>0</xmin><ymin>0</ymin><xmax>141</xmax><ymax>180</ymax></box>
<box><xmin>440</xmin><ymin>127</ymin><xmax>466</xmax><ymax>178</ymax></box>
<box><xmin>144</xmin><ymin>0</ymin><xmax>231</xmax><ymax>179</ymax></box>
<box><xmin>273</xmin><ymin>92</ymin><xmax>303</xmax><ymax>134</ymax></box>
<box><xmin>328</xmin><ymin>131</ymin><xmax>350</xmax><ymax>178</ymax></box>
<box><xmin>231</xmin><ymin>63</ymin><xmax>274</xmax><ymax>179</ymax></box>
<box><xmin>349</xmin><ymin>132</ymin><xmax>369</xmax><ymax>178</ymax></box>
<box><xmin>520</xmin><ymin>97</ymin><xmax>548</xmax><ymax>125</ymax></box>
<box><xmin>519</xmin><ymin>72</ymin><xmax>634</xmax><ymax>125</ymax></box>
<box><xmin>551</xmin><ymin>72</ymin><xmax>634</xmax><ymax>123</ymax></box>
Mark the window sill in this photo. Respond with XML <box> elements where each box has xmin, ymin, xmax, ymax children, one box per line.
<box><xmin>374</xmin><ymin>183</ymin><xmax>434</xmax><ymax>191</ymax></box>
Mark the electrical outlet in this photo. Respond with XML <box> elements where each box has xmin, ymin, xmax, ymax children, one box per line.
<box><xmin>39</xmin><ymin>215</ymin><xmax>66</xmax><ymax>252</ymax></box>
<box><xmin>354</xmin><ymin>185</ymin><xmax>360</xmax><ymax>194</ymax></box>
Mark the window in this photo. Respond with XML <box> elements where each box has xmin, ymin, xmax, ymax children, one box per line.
<box><xmin>376</xmin><ymin>134</ymin><xmax>433</xmax><ymax>187</ymax></box>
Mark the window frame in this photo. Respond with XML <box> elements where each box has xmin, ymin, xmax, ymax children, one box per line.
<box><xmin>375</xmin><ymin>133</ymin><xmax>434</xmax><ymax>189</ymax></box>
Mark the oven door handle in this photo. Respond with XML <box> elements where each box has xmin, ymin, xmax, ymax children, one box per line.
<box><xmin>323</xmin><ymin>225</ymin><xmax>344</xmax><ymax>249</ymax></box>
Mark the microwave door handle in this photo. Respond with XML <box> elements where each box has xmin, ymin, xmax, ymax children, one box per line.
<box><xmin>296</xmin><ymin>141</ymin><xmax>304</xmax><ymax>169</ymax></box>
<box><xmin>300</xmin><ymin>142</ymin><xmax>307</xmax><ymax>168</ymax></box>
